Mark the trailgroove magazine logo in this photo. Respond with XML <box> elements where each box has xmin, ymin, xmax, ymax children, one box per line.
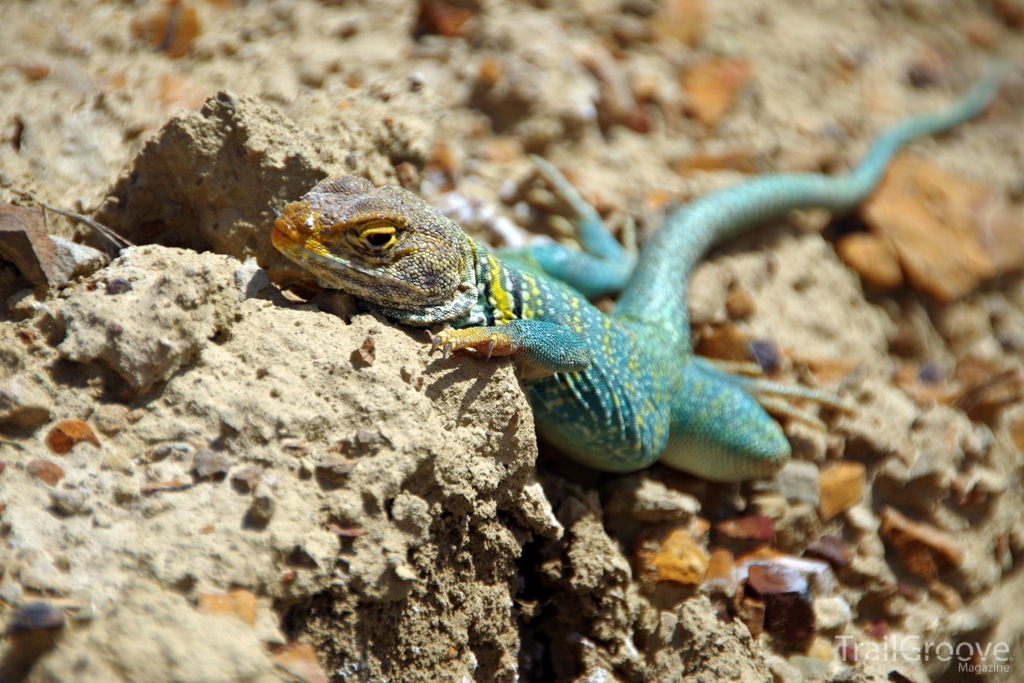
<box><xmin>836</xmin><ymin>635</ymin><xmax>1013</xmax><ymax>673</ymax></box>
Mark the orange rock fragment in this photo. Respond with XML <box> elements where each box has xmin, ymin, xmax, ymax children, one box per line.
<box><xmin>674</xmin><ymin>149</ymin><xmax>757</xmax><ymax>175</ymax></box>
<box><xmin>28</xmin><ymin>459</ymin><xmax>64</xmax><ymax>487</ymax></box>
<box><xmin>836</xmin><ymin>232</ymin><xmax>904</xmax><ymax>290</ymax></box>
<box><xmin>724</xmin><ymin>286</ymin><xmax>755</xmax><ymax>319</ymax></box>
<box><xmin>802</xmin><ymin>358</ymin><xmax>859</xmax><ymax>385</ymax></box>
<box><xmin>653</xmin><ymin>0</ymin><xmax>706</xmax><ymax>47</ymax></box>
<box><xmin>644</xmin><ymin>190</ymin><xmax>675</xmax><ymax>212</ymax></box>
<box><xmin>636</xmin><ymin>526</ymin><xmax>710</xmax><ymax>586</ymax></box>
<box><xmin>682</xmin><ymin>58</ymin><xmax>751</xmax><ymax>128</ymax></box>
<box><xmin>694</xmin><ymin>322</ymin><xmax>752</xmax><ymax>362</ymax></box>
<box><xmin>45</xmin><ymin>419</ymin><xmax>100</xmax><ymax>454</ymax></box>
<box><xmin>817</xmin><ymin>462</ymin><xmax>865</xmax><ymax>521</ymax></box>
<box><xmin>860</xmin><ymin>154</ymin><xmax>1024</xmax><ymax>303</ymax></box>
<box><xmin>197</xmin><ymin>589</ymin><xmax>257</xmax><ymax>626</ymax></box>
<box><xmin>269</xmin><ymin>642</ymin><xmax>329</xmax><ymax>683</ymax></box>
<box><xmin>879</xmin><ymin>506</ymin><xmax>965</xmax><ymax>580</ymax></box>
<box><xmin>954</xmin><ymin>367</ymin><xmax>1024</xmax><ymax>423</ymax></box>
<box><xmin>703</xmin><ymin>547</ymin><xmax>736</xmax><ymax>595</ymax></box>
<box><xmin>416</xmin><ymin>1</ymin><xmax>475</xmax><ymax>37</ymax></box>
<box><xmin>16</xmin><ymin>60</ymin><xmax>51</xmax><ymax>82</ymax></box>
<box><xmin>990</xmin><ymin>0</ymin><xmax>1024</xmax><ymax>27</ymax></box>
<box><xmin>715</xmin><ymin>514</ymin><xmax>775</xmax><ymax>542</ymax></box>
<box><xmin>131</xmin><ymin>0</ymin><xmax>200</xmax><ymax>59</ymax></box>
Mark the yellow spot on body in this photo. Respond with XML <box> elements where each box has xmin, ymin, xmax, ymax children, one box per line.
<box><xmin>486</xmin><ymin>254</ymin><xmax>515</xmax><ymax>322</ymax></box>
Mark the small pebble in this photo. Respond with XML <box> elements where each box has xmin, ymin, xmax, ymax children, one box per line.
<box><xmin>28</xmin><ymin>459</ymin><xmax>64</xmax><ymax>486</ymax></box>
<box><xmin>724</xmin><ymin>286</ymin><xmax>755</xmax><ymax>318</ymax></box>
<box><xmin>5</xmin><ymin>602</ymin><xmax>65</xmax><ymax>637</ymax></box>
<box><xmin>636</xmin><ymin>526</ymin><xmax>710</xmax><ymax>586</ymax></box>
<box><xmin>747</xmin><ymin>565</ymin><xmax>815</xmax><ymax>643</ymax></box>
<box><xmin>715</xmin><ymin>514</ymin><xmax>775</xmax><ymax>542</ymax></box>
<box><xmin>818</xmin><ymin>461</ymin><xmax>865</xmax><ymax>521</ymax></box>
<box><xmin>702</xmin><ymin>547</ymin><xmax>736</xmax><ymax>596</ymax></box>
<box><xmin>355</xmin><ymin>429</ymin><xmax>382</xmax><ymax>445</ymax></box>
<box><xmin>280</xmin><ymin>439</ymin><xmax>310</xmax><ymax>456</ymax></box>
<box><xmin>351</xmin><ymin>336</ymin><xmax>375</xmax><ymax>366</ymax></box>
<box><xmin>748</xmin><ymin>339</ymin><xmax>782</xmax><ymax>374</ymax></box>
<box><xmin>415</xmin><ymin>0</ymin><xmax>475</xmax><ymax>37</ymax></box>
<box><xmin>49</xmin><ymin>487</ymin><xmax>89</xmax><ymax>516</ymax></box>
<box><xmin>804</xmin><ymin>534</ymin><xmax>851</xmax><ymax>570</ymax></box>
<box><xmin>682</xmin><ymin>57</ymin><xmax>751</xmax><ymax>127</ymax></box>
<box><xmin>92</xmin><ymin>404</ymin><xmax>130</xmax><ymax>435</ymax></box>
<box><xmin>249</xmin><ymin>486</ymin><xmax>276</xmax><ymax>525</ymax></box>
<box><xmin>149</xmin><ymin>442</ymin><xmax>193</xmax><ymax>462</ymax></box>
<box><xmin>315</xmin><ymin>457</ymin><xmax>357</xmax><ymax>486</ymax></box>
<box><xmin>45</xmin><ymin>419</ymin><xmax>100</xmax><ymax>454</ymax></box>
<box><xmin>737</xmin><ymin>595</ymin><xmax>765</xmax><ymax>638</ymax></box>
<box><xmin>191</xmin><ymin>449</ymin><xmax>232</xmax><ymax>480</ymax></box>
<box><xmin>879</xmin><ymin>506</ymin><xmax>965</xmax><ymax>580</ymax></box>
<box><xmin>105</xmin><ymin>277</ymin><xmax>133</xmax><ymax>295</ymax></box>
<box><xmin>326</xmin><ymin>522</ymin><xmax>368</xmax><ymax>538</ymax></box>
<box><xmin>231</xmin><ymin>466</ymin><xmax>264</xmax><ymax>492</ymax></box>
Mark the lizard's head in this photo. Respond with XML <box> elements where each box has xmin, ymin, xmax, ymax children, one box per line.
<box><xmin>272</xmin><ymin>176</ymin><xmax>478</xmax><ymax>323</ymax></box>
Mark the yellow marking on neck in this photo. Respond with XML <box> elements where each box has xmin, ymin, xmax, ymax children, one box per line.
<box><xmin>486</xmin><ymin>253</ymin><xmax>515</xmax><ymax>323</ymax></box>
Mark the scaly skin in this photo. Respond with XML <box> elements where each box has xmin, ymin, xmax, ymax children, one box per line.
<box><xmin>272</xmin><ymin>65</ymin><xmax>1002</xmax><ymax>482</ymax></box>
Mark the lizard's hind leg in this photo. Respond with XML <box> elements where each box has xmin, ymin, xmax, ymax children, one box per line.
<box><xmin>692</xmin><ymin>356</ymin><xmax>854</xmax><ymax>430</ymax></box>
<box><xmin>498</xmin><ymin>156</ymin><xmax>637</xmax><ymax>298</ymax></box>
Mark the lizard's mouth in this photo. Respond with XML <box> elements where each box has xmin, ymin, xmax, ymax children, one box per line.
<box><xmin>271</xmin><ymin>224</ymin><xmax>301</xmax><ymax>251</ymax></box>
<box><xmin>272</xmin><ymin>207</ymin><xmax>333</xmax><ymax>263</ymax></box>
<box><xmin>270</xmin><ymin>224</ymin><xmax>292</xmax><ymax>248</ymax></box>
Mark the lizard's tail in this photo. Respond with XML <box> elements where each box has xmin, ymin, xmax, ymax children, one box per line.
<box><xmin>613</xmin><ymin>61</ymin><xmax>1005</xmax><ymax>351</ymax></box>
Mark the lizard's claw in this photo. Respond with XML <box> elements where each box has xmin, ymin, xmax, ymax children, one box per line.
<box><xmin>426</xmin><ymin>326</ymin><xmax>516</xmax><ymax>361</ymax></box>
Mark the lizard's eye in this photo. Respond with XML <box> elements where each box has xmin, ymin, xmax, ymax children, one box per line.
<box><xmin>356</xmin><ymin>223</ymin><xmax>397</xmax><ymax>251</ymax></box>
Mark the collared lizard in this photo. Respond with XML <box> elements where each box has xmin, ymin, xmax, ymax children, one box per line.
<box><xmin>271</xmin><ymin>65</ymin><xmax>1002</xmax><ymax>482</ymax></box>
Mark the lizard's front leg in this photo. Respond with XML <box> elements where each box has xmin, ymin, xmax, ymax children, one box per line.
<box><xmin>428</xmin><ymin>319</ymin><xmax>591</xmax><ymax>379</ymax></box>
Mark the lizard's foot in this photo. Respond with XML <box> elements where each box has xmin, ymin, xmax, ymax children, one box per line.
<box><xmin>694</xmin><ymin>357</ymin><xmax>854</xmax><ymax>430</ymax></box>
<box><xmin>427</xmin><ymin>326</ymin><xmax>516</xmax><ymax>360</ymax></box>
<box><xmin>426</xmin><ymin>319</ymin><xmax>591</xmax><ymax>377</ymax></box>
<box><xmin>495</xmin><ymin>157</ymin><xmax>636</xmax><ymax>299</ymax></box>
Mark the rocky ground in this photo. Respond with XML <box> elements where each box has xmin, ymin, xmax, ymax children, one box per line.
<box><xmin>0</xmin><ymin>0</ymin><xmax>1023</xmax><ymax>682</ymax></box>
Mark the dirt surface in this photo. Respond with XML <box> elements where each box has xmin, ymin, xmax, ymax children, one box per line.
<box><xmin>0</xmin><ymin>1</ymin><xmax>1023</xmax><ymax>682</ymax></box>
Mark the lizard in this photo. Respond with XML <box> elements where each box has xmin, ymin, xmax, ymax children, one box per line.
<box><xmin>271</xmin><ymin>64</ymin><xmax>1003</xmax><ymax>482</ymax></box>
